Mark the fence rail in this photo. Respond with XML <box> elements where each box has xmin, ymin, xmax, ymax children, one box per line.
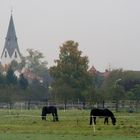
<box><xmin>0</xmin><ymin>100</ymin><xmax>140</xmax><ymax>112</ymax></box>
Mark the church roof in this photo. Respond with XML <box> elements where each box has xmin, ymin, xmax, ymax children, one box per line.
<box><xmin>1</xmin><ymin>14</ymin><xmax>21</xmax><ymax>58</ymax></box>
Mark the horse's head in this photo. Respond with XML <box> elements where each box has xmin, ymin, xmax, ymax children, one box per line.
<box><xmin>41</xmin><ymin>106</ymin><xmax>47</xmax><ymax>120</ymax></box>
<box><xmin>111</xmin><ymin>117</ymin><xmax>116</xmax><ymax>125</ymax></box>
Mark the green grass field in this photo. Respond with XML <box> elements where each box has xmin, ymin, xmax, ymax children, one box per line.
<box><xmin>0</xmin><ymin>109</ymin><xmax>139</xmax><ymax>140</ymax></box>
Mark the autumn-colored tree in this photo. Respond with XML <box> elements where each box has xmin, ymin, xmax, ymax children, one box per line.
<box><xmin>50</xmin><ymin>40</ymin><xmax>92</xmax><ymax>103</ymax></box>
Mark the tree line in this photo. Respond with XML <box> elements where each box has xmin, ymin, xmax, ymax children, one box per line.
<box><xmin>0</xmin><ymin>40</ymin><xmax>140</xmax><ymax>110</ymax></box>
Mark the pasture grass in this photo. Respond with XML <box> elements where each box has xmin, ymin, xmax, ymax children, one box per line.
<box><xmin>0</xmin><ymin>109</ymin><xmax>139</xmax><ymax>140</ymax></box>
<box><xmin>0</xmin><ymin>133</ymin><xmax>139</xmax><ymax>140</ymax></box>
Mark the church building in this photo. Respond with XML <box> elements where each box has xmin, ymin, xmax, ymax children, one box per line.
<box><xmin>1</xmin><ymin>14</ymin><xmax>21</xmax><ymax>67</ymax></box>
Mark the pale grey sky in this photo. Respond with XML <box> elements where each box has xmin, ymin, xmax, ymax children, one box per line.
<box><xmin>0</xmin><ymin>0</ymin><xmax>140</xmax><ymax>71</ymax></box>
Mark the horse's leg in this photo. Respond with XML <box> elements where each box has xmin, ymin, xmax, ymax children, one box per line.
<box><xmin>44</xmin><ymin>114</ymin><xmax>47</xmax><ymax>120</ymax></box>
<box><xmin>104</xmin><ymin>117</ymin><xmax>107</xmax><ymax>124</ymax></box>
<box><xmin>42</xmin><ymin>115</ymin><xmax>46</xmax><ymax>120</ymax></box>
<box><xmin>106</xmin><ymin>117</ymin><xmax>109</xmax><ymax>124</ymax></box>
<box><xmin>104</xmin><ymin>117</ymin><xmax>106</xmax><ymax>124</ymax></box>
<box><xmin>52</xmin><ymin>113</ymin><xmax>55</xmax><ymax>122</ymax></box>
<box><xmin>90</xmin><ymin>116</ymin><xmax>93</xmax><ymax>125</ymax></box>
<box><xmin>104</xmin><ymin>117</ymin><xmax>108</xmax><ymax>124</ymax></box>
<box><xmin>93</xmin><ymin>117</ymin><xmax>96</xmax><ymax>125</ymax></box>
<box><xmin>41</xmin><ymin>113</ymin><xmax>46</xmax><ymax>120</ymax></box>
<box><xmin>55</xmin><ymin>112</ymin><xmax>59</xmax><ymax>121</ymax></box>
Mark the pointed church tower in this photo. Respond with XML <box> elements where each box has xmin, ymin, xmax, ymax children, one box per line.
<box><xmin>1</xmin><ymin>14</ymin><xmax>21</xmax><ymax>66</ymax></box>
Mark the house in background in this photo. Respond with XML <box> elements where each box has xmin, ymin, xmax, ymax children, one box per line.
<box><xmin>89</xmin><ymin>65</ymin><xmax>110</xmax><ymax>78</ymax></box>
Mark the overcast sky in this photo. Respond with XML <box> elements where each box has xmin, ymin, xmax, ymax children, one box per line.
<box><xmin>0</xmin><ymin>0</ymin><xmax>140</xmax><ymax>71</ymax></box>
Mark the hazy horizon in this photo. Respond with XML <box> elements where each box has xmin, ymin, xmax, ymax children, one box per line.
<box><xmin>0</xmin><ymin>0</ymin><xmax>140</xmax><ymax>72</ymax></box>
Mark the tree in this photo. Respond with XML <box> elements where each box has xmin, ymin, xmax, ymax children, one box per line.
<box><xmin>111</xmin><ymin>82</ymin><xmax>125</xmax><ymax>112</ymax></box>
<box><xmin>6</xmin><ymin>67</ymin><xmax>17</xmax><ymax>85</ymax></box>
<box><xmin>0</xmin><ymin>73</ymin><xmax>7</xmax><ymax>103</ymax></box>
<box><xmin>5</xmin><ymin>67</ymin><xmax>18</xmax><ymax>107</ymax></box>
<box><xmin>19</xmin><ymin>73</ymin><xmax>28</xmax><ymax>90</ymax></box>
<box><xmin>25</xmin><ymin>49</ymin><xmax>48</xmax><ymax>77</ymax></box>
<box><xmin>25</xmin><ymin>49</ymin><xmax>51</xmax><ymax>101</ymax></box>
<box><xmin>17</xmin><ymin>55</ymin><xmax>26</xmax><ymax>71</ymax></box>
<box><xmin>10</xmin><ymin>60</ymin><xmax>19</xmax><ymax>71</ymax></box>
<box><xmin>25</xmin><ymin>79</ymin><xmax>47</xmax><ymax>101</ymax></box>
<box><xmin>0</xmin><ymin>73</ymin><xmax>6</xmax><ymax>85</ymax></box>
<box><xmin>130</xmin><ymin>84</ymin><xmax>140</xmax><ymax>111</ymax></box>
<box><xmin>50</xmin><ymin>40</ymin><xmax>92</xmax><ymax>103</ymax></box>
<box><xmin>101</xmin><ymin>69</ymin><xmax>124</xmax><ymax>99</ymax></box>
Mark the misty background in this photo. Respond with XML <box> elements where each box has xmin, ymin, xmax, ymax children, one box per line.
<box><xmin>0</xmin><ymin>0</ymin><xmax>140</xmax><ymax>71</ymax></box>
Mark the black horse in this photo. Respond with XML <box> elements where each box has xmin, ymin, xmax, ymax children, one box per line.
<box><xmin>41</xmin><ymin>106</ymin><xmax>59</xmax><ymax>121</ymax></box>
<box><xmin>90</xmin><ymin>108</ymin><xmax>116</xmax><ymax>125</ymax></box>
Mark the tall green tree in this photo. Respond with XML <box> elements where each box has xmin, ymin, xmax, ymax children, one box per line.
<box><xmin>0</xmin><ymin>73</ymin><xmax>6</xmax><ymax>85</ymax></box>
<box><xmin>50</xmin><ymin>40</ymin><xmax>92</xmax><ymax>103</ymax></box>
<box><xmin>130</xmin><ymin>85</ymin><xmax>140</xmax><ymax>101</ymax></box>
<box><xmin>101</xmin><ymin>69</ymin><xmax>124</xmax><ymax>99</ymax></box>
<box><xmin>6</xmin><ymin>67</ymin><xmax>17</xmax><ymax>85</ymax></box>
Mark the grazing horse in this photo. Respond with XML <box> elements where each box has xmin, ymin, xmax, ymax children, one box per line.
<box><xmin>41</xmin><ymin>106</ymin><xmax>59</xmax><ymax>121</ymax></box>
<box><xmin>90</xmin><ymin>108</ymin><xmax>116</xmax><ymax>125</ymax></box>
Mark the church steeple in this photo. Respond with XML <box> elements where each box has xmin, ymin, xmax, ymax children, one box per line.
<box><xmin>1</xmin><ymin>13</ymin><xmax>21</xmax><ymax>66</ymax></box>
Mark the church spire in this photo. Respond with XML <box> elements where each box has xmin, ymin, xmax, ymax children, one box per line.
<box><xmin>1</xmin><ymin>13</ymin><xmax>21</xmax><ymax>65</ymax></box>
